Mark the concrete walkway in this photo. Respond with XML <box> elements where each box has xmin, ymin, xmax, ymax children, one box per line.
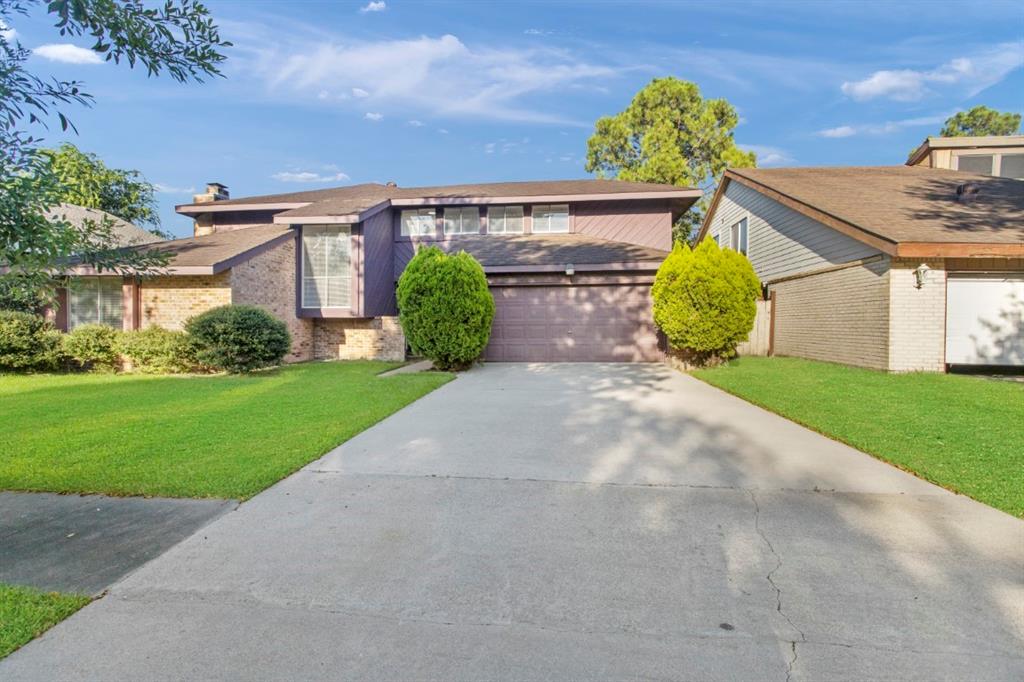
<box><xmin>3</xmin><ymin>363</ymin><xmax>1022</xmax><ymax>680</ymax></box>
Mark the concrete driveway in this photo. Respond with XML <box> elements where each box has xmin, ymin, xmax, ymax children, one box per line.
<box><xmin>3</xmin><ymin>363</ymin><xmax>1022</xmax><ymax>680</ymax></box>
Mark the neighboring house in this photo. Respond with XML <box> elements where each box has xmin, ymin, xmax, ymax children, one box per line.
<box><xmin>58</xmin><ymin>180</ymin><xmax>700</xmax><ymax>362</ymax></box>
<box><xmin>699</xmin><ymin>165</ymin><xmax>1024</xmax><ymax>371</ymax></box>
<box><xmin>48</xmin><ymin>203</ymin><xmax>162</xmax><ymax>247</ymax></box>
<box><xmin>907</xmin><ymin>135</ymin><xmax>1024</xmax><ymax>179</ymax></box>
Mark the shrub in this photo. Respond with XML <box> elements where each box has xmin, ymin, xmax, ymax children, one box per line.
<box><xmin>62</xmin><ymin>324</ymin><xmax>121</xmax><ymax>370</ymax></box>
<box><xmin>117</xmin><ymin>326</ymin><xmax>198</xmax><ymax>374</ymax></box>
<box><xmin>651</xmin><ymin>239</ymin><xmax>761</xmax><ymax>363</ymax></box>
<box><xmin>0</xmin><ymin>310</ymin><xmax>62</xmax><ymax>371</ymax></box>
<box><xmin>396</xmin><ymin>246</ymin><xmax>495</xmax><ymax>370</ymax></box>
<box><xmin>185</xmin><ymin>305</ymin><xmax>291</xmax><ymax>373</ymax></box>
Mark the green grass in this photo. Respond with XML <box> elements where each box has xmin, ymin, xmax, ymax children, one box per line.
<box><xmin>0</xmin><ymin>361</ymin><xmax>452</xmax><ymax>499</ymax></box>
<box><xmin>0</xmin><ymin>584</ymin><xmax>91</xmax><ymax>659</ymax></box>
<box><xmin>692</xmin><ymin>357</ymin><xmax>1024</xmax><ymax>518</ymax></box>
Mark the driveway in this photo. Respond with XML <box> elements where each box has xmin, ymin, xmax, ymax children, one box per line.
<box><xmin>3</xmin><ymin>363</ymin><xmax>1022</xmax><ymax>680</ymax></box>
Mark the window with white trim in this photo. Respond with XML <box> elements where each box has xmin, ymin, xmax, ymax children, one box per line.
<box><xmin>443</xmin><ymin>207</ymin><xmax>481</xmax><ymax>235</ymax></box>
<box><xmin>956</xmin><ymin>154</ymin><xmax>994</xmax><ymax>176</ymax></box>
<box><xmin>302</xmin><ymin>224</ymin><xmax>352</xmax><ymax>308</ymax></box>
<box><xmin>488</xmin><ymin>206</ymin><xmax>524</xmax><ymax>234</ymax></box>
<box><xmin>400</xmin><ymin>209</ymin><xmax>436</xmax><ymax>237</ymax></box>
<box><xmin>730</xmin><ymin>217</ymin><xmax>748</xmax><ymax>255</ymax></box>
<box><xmin>69</xmin><ymin>277</ymin><xmax>123</xmax><ymax>329</ymax></box>
<box><xmin>531</xmin><ymin>204</ymin><xmax>569</xmax><ymax>233</ymax></box>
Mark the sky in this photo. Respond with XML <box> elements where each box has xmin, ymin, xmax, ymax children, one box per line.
<box><xmin>6</xmin><ymin>0</ymin><xmax>1024</xmax><ymax>237</ymax></box>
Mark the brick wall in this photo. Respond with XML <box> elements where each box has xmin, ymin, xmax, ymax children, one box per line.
<box><xmin>140</xmin><ymin>273</ymin><xmax>232</xmax><ymax>330</ymax></box>
<box><xmin>314</xmin><ymin>317</ymin><xmax>405</xmax><ymax>361</ymax></box>
<box><xmin>888</xmin><ymin>258</ymin><xmax>947</xmax><ymax>372</ymax></box>
<box><xmin>230</xmin><ymin>237</ymin><xmax>313</xmax><ymax>362</ymax></box>
<box><xmin>771</xmin><ymin>259</ymin><xmax>891</xmax><ymax>370</ymax></box>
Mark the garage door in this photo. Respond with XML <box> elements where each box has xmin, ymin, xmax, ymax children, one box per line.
<box><xmin>946</xmin><ymin>274</ymin><xmax>1024</xmax><ymax>366</ymax></box>
<box><xmin>484</xmin><ymin>284</ymin><xmax>662</xmax><ymax>362</ymax></box>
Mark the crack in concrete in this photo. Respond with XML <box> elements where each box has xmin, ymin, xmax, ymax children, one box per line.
<box><xmin>748</xmin><ymin>490</ymin><xmax>806</xmax><ymax>682</ymax></box>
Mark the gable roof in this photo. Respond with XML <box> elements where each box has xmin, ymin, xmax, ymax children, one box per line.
<box><xmin>699</xmin><ymin>166</ymin><xmax>1024</xmax><ymax>258</ymax></box>
<box><xmin>49</xmin><ymin>203</ymin><xmax>162</xmax><ymax>247</ymax></box>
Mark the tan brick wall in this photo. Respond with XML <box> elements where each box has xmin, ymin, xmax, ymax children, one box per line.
<box><xmin>771</xmin><ymin>259</ymin><xmax>891</xmax><ymax>370</ymax></box>
<box><xmin>140</xmin><ymin>273</ymin><xmax>232</xmax><ymax>331</ymax></box>
<box><xmin>888</xmin><ymin>259</ymin><xmax>947</xmax><ymax>372</ymax></box>
<box><xmin>314</xmin><ymin>317</ymin><xmax>405</xmax><ymax>361</ymax></box>
<box><xmin>230</xmin><ymin>238</ymin><xmax>313</xmax><ymax>362</ymax></box>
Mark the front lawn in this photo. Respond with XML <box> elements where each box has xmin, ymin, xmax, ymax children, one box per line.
<box><xmin>0</xmin><ymin>584</ymin><xmax>90</xmax><ymax>660</ymax></box>
<box><xmin>0</xmin><ymin>361</ymin><xmax>452</xmax><ymax>499</ymax></box>
<box><xmin>692</xmin><ymin>357</ymin><xmax>1024</xmax><ymax>518</ymax></box>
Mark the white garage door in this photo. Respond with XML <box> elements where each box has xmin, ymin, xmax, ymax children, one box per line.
<box><xmin>946</xmin><ymin>274</ymin><xmax>1024</xmax><ymax>366</ymax></box>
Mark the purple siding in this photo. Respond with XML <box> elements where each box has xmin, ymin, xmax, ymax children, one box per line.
<box><xmin>574</xmin><ymin>199</ymin><xmax>673</xmax><ymax>251</ymax></box>
<box><xmin>361</xmin><ymin>208</ymin><xmax>397</xmax><ymax>316</ymax></box>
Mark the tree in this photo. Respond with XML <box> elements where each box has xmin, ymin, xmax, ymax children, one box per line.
<box><xmin>651</xmin><ymin>239</ymin><xmax>760</xmax><ymax>364</ymax></box>
<box><xmin>585</xmin><ymin>78</ymin><xmax>756</xmax><ymax>243</ymax></box>
<box><xmin>43</xmin><ymin>143</ymin><xmax>161</xmax><ymax>229</ymax></box>
<box><xmin>0</xmin><ymin>0</ymin><xmax>229</xmax><ymax>308</ymax></box>
<box><xmin>940</xmin><ymin>106</ymin><xmax>1021</xmax><ymax>137</ymax></box>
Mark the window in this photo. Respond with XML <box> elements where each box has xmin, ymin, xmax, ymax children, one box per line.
<box><xmin>400</xmin><ymin>209</ymin><xmax>436</xmax><ymax>237</ymax></box>
<box><xmin>730</xmin><ymin>217</ymin><xmax>748</xmax><ymax>255</ymax></box>
<box><xmin>957</xmin><ymin>154</ymin><xmax>994</xmax><ymax>176</ymax></box>
<box><xmin>488</xmin><ymin>206</ymin><xmax>524</xmax><ymax>234</ymax></box>
<box><xmin>69</xmin><ymin>277</ymin><xmax>123</xmax><ymax>329</ymax></box>
<box><xmin>443</xmin><ymin>207</ymin><xmax>481</xmax><ymax>235</ymax></box>
<box><xmin>302</xmin><ymin>225</ymin><xmax>352</xmax><ymax>308</ymax></box>
<box><xmin>531</xmin><ymin>204</ymin><xmax>569</xmax><ymax>233</ymax></box>
<box><xmin>998</xmin><ymin>154</ymin><xmax>1024</xmax><ymax>180</ymax></box>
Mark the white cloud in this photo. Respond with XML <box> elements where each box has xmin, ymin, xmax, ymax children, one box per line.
<box><xmin>153</xmin><ymin>183</ymin><xmax>196</xmax><ymax>194</ymax></box>
<box><xmin>407</xmin><ymin>119</ymin><xmax>425</xmax><ymax>127</ymax></box>
<box><xmin>360</xmin><ymin>1</ymin><xmax>386</xmax><ymax>12</ymax></box>
<box><xmin>34</xmin><ymin>43</ymin><xmax>103</xmax><ymax>64</ymax></box>
<box><xmin>524</xmin><ymin>28</ymin><xmax>553</xmax><ymax>36</ymax></box>
<box><xmin>817</xmin><ymin>125</ymin><xmax>857</xmax><ymax>138</ymax></box>
<box><xmin>317</xmin><ymin>90</ymin><xmax>330</xmax><ymax>100</ymax></box>
<box><xmin>841</xmin><ymin>42</ymin><xmax>1024</xmax><ymax>101</ymax></box>
<box><xmin>438</xmin><ymin>128</ymin><xmax>450</xmax><ymax>134</ymax></box>
<box><xmin>364</xmin><ymin>111</ymin><xmax>383</xmax><ymax>121</ymax></box>
<box><xmin>815</xmin><ymin>114</ymin><xmax>947</xmax><ymax>138</ymax></box>
<box><xmin>0</xmin><ymin>22</ymin><xmax>17</xmax><ymax>42</ymax></box>
<box><xmin>272</xmin><ymin>170</ymin><xmax>350</xmax><ymax>183</ymax></box>
<box><xmin>351</xmin><ymin>87</ymin><xmax>369</xmax><ymax>98</ymax></box>
<box><xmin>483</xmin><ymin>142</ymin><xmax>496</xmax><ymax>154</ymax></box>
<box><xmin>740</xmin><ymin>144</ymin><xmax>795</xmax><ymax>166</ymax></box>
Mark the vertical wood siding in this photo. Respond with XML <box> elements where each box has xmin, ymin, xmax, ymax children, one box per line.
<box><xmin>361</xmin><ymin>209</ymin><xmax>397</xmax><ymax>316</ymax></box>
<box><xmin>573</xmin><ymin>199</ymin><xmax>673</xmax><ymax>251</ymax></box>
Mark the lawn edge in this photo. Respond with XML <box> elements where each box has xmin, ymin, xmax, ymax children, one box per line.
<box><xmin>0</xmin><ymin>585</ymin><xmax>92</xmax><ymax>661</ymax></box>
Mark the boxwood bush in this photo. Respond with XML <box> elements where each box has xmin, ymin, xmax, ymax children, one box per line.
<box><xmin>185</xmin><ymin>305</ymin><xmax>291</xmax><ymax>373</ymax></box>
<box><xmin>62</xmin><ymin>324</ymin><xmax>122</xmax><ymax>371</ymax></box>
<box><xmin>396</xmin><ymin>246</ymin><xmax>495</xmax><ymax>370</ymax></box>
<box><xmin>651</xmin><ymin>239</ymin><xmax>760</xmax><ymax>363</ymax></box>
<box><xmin>0</xmin><ymin>310</ymin><xmax>63</xmax><ymax>371</ymax></box>
<box><xmin>118</xmin><ymin>326</ymin><xmax>199</xmax><ymax>374</ymax></box>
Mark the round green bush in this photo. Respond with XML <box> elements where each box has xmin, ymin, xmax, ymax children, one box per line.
<box><xmin>62</xmin><ymin>324</ymin><xmax>121</xmax><ymax>371</ymax></box>
<box><xmin>117</xmin><ymin>326</ymin><xmax>199</xmax><ymax>374</ymax></box>
<box><xmin>0</xmin><ymin>310</ymin><xmax>62</xmax><ymax>371</ymax></box>
<box><xmin>396</xmin><ymin>246</ymin><xmax>495</xmax><ymax>370</ymax></box>
<box><xmin>651</xmin><ymin>239</ymin><xmax>761</xmax><ymax>362</ymax></box>
<box><xmin>185</xmin><ymin>305</ymin><xmax>291</xmax><ymax>373</ymax></box>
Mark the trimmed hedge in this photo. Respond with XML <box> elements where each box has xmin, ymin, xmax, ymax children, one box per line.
<box><xmin>0</xmin><ymin>311</ymin><xmax>62</xmax><ymax>371</ymax></box>
<box><xmin>651</xmin><ymin>239</ymin><xmax>760</xmax><ymax>362</ymax></box>
<box><xmin>62</xmin><ymin>324</ymin><xmax>121</xmax><ymax>371</ymax></box>
<box><xmin>117</xmin><ymin>326</ymin><xmax>198</xmax><ymax>374</ymax></box>
<box><xmin>185</xmin><ymin>305</ymin><xmax>291</xmax><ymax>373</ymax></box>
<box><xmin>397</xmin><ymin>246</ymin><xmax>494</xmax><ymax>370</ymax></box>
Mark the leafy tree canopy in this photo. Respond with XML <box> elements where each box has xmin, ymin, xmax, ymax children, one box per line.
<box><xmin>43</xmin><ymin>143</ymin><xmax>161</xmax><ymax>229</ymax></box>
<box><xmin>585</xmin><ymin>77</ymin><xmax>756</xmax><ymax>243</ymax></box>
<box><xmin>940</xmin><ymin>106</ymin><xmax>1021</xmax><ymax>137</ymax></box>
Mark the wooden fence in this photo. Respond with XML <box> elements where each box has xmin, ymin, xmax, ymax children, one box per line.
<box><xmin>736</xmin><ymin>297</ymin><xmax>773</xmax><ymax>357</ymax></box>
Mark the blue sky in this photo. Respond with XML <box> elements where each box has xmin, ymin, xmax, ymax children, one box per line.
<box><xmin>7</xmin><ymin>0</ymin><xmax>1024</xmax><ymax>237</ymax></box>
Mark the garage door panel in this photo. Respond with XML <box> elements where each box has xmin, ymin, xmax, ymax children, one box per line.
<box><xmin>946</xmin><ymin>274</ymin><xmax>1024</xmax><ymax>366</ymax></box>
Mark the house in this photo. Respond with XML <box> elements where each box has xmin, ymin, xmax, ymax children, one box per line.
<box><xmin>907</xmin><ymin>135</ymin><xmax>1024</xmax><ymax>179</ymax></box>
<box><xmin>57</xmin><ymin>179</ymin><xmax>701</xmax><ymax>362</ymax></box>
<box><xmin>698</xmin><ymin>165</ymin><xmax>1024</xmax><ymax>371</ymax></box>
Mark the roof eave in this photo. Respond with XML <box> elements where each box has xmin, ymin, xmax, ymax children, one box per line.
<box><xmin>483</xmin><ymin>261</ymin><xmax>665</xmax><ymax>274</ymax></box>
<box><xmin>176</xmin><ymin>202</ymin><xmax>310</xmax><ymax>215</ymax></box>
<box><xmin>896</xmin><ymin>242</ymin><xmax>1024</xmax><ymax>258</ymax></box>
<box><xmin>389</xmin><ymin>189</ymin><xmax>702</xmax><ymax>207</ymax></box>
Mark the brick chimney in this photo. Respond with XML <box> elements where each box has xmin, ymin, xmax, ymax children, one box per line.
<box><xmin>193</xmin><ymin>182</ymin><xmax>230</xmax><ymax>204</ymax></box>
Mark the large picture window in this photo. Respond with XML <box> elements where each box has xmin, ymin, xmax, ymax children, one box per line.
<box><xmin>488</xmin><ymin>206</ymin><xmax>524</xmax><ymax>234</ymax></box>
<box><xmin>531</xmin><ymin>204</ymin><xmax>569</xmax><ymax>233</ymax></box>
<box><xmin>69</xmin><ymin>277</ymin><xmax>123</xmax><ymax>329</ymax></box>
<box><xmin>400</xmin><ymin>209</ymin><xmax>436</xmax><ymax>237</ymax></box>
<box><xmin>443</xmin><ymin>207</ymin><xmax>481</xmax><ymax>235</ymax></box>
<box><xmin>302</xmin><ymin>225</ymin><xmax>352</xmax><ymax>308</ymax></box>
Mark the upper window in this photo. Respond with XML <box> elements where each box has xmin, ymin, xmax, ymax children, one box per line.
<box><xmin>998</xmin><ymin>154</ymin><xmax>1024</xmax><ymax>180</ymax></box>
<box><xmin>302</xmin><ymin>225</ymin><xmax>352</xmax><ymax>308</ymax></box>
<box><xmin>488</xmin><ymin>206</ymin><xmax>524</xmax><ymax>234</ymax></box>
<box><xmin>443</xmin><ymin>207</ymin><xmax>481</xmax><ymax>235</ymax></box>
<box><xmin>69</xmin><ymin>277</ymin><xmax>123</xmax><ymax>330</ymax></box>
<box><xmin>531</xmin><ymin>204</ymin><xmax>569</xmax><ymax>233</ymax></box>
<box><xmin>730</xmin><ymin>217</ymin><xmax>748</xmax><ymax>255</ymax></box>
<box><xmin>957</xmin><ymin>154</ymin><xmax>994</xmax><ymax>176</ymax></box>
<box><xmin>400</xmin><ymin>209</ymin><xmax>436</xmax><ymax>237</ymax></box>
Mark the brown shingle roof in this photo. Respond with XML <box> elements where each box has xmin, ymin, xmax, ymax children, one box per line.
<box><xmin>122</xmin><ymin>224</ymin><xmax>293</xmax><ymax>273</ymax></box>
<box><xmin>49</xmin><ymin>203</ymin><xmax>162</xmax><ymax>246</ymax></box>
<box><xmin>425</xmin><ymin>233</ymin><xmax>668</xmax><ymax>268</ymax></box>
<box><xmin>725</xmin><ymin>166</ymin><xmax>1024</xmax><ymax>247</ymax></box>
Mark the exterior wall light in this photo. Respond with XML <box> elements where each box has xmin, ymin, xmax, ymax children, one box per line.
<box><xmin>565</xmin><ymin>264</ymin><xmax>575</xmax><ymax>276</ymax></box>
<box><xmin>914</xmin><ymin>263</ymin><xmax>931</xmax><ymax>289</ymax></box>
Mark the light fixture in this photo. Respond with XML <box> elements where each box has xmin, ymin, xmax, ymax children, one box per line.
<box><xmin>914</xmin><ymin>263</ymin><xmax>931</xmax><ymax>289</ymax></box>
<box><xmin>565</xmin><ymin>263</ymin><xmax>575</xmax><ymax>276</ymax></box>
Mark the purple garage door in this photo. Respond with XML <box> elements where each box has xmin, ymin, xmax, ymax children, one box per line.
<box><xmin>484</xmin><ymin>284</ymin><xmax>663</xmax><ymax>362</ymax></box>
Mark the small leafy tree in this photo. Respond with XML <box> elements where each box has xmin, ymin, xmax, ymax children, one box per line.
<box><xmin>585</xmin><ymin>77</ymin><xmax>756</xmax><ymax>243</ymax></box>
<box><xmin>186</xmin><ymin>305</ymin><xmax>291</xmax><ymax>373</ymax></box>
<box><xmin>397</xmin><ymin>246</ymin><xmax>495</xmax><ymax>370</ymax></box>
<box><xmin>940</xmin><ymin>106</ymin><xmax>1021</xmax><ymax>137</ymax></box>
<box><xmin>651</xmin><ymin>239</ymin><xmax>760</xmax><ymax>363</ymax></box>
